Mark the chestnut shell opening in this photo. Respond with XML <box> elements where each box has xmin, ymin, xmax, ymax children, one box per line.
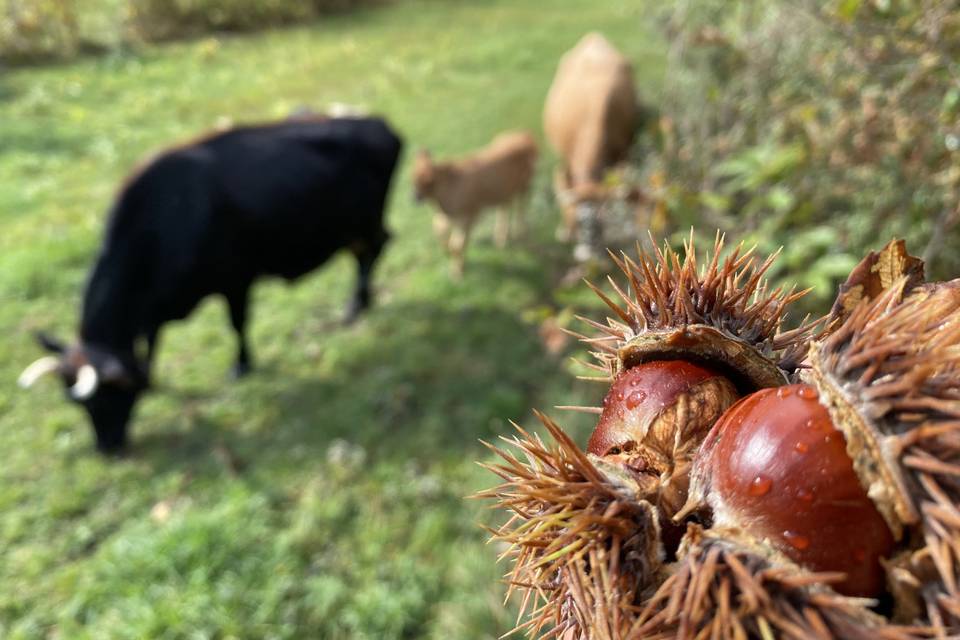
<box><xmin>617</xmin><ymin>325</ymin><xmax>790</xmax><ymax>396</ymax></box>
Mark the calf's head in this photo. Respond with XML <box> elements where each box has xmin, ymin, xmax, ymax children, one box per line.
<box><xmin>19</xmin><ymin>334</ymin><xmax>147</xmax><ymax>454</ymax></box>
<box><xmin>412</xmin><ymin>150</ymin><xmax>435</xmax><ymax>202</ymax></box>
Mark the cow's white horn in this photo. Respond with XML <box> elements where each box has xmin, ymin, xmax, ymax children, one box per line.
<box><xmin>18</xmin><ymin>356</ymin><xmax>61</xmax><ymax>389</ymax></box>
<box><xmin>70</xmin><ymin>364</ymin><xmax>99</xmax><ymax>400</ymax></box>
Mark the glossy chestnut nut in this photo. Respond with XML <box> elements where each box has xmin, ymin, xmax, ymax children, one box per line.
<box><xmin>588</xmin><ymin>361</ymin><xmax>737</xmax><ymax>456</ymax></box>
<box><xmin>692</xmin><ymin>384</ymin><xmax>896</xmax><ymax>598</ymax></box>
<box><xmin>588</xmin><ymin>360</ymin><xmax>739</xmax><ymax>521</ymax></box>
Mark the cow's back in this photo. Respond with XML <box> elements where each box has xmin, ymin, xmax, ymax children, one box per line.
<box><xmin>90</xmin><ymin>117</ymin><xmax>402</xmax><ymax>329</ymax></box>
<box><xmin>190</xmin><ymin>117</ymin><xmax>401</xmax><ymax>281</ymax></box>
<box><xmin>543</xmin><ymin>33</ymin><xmax>637</xmax><ymax>180</ymax></box>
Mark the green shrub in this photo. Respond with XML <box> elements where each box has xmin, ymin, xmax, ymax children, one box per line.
<box><xmin>644</xmin><ymin>0</ymin><xmax>960</xmax><ymax>314</ymax></box>
<box><xmin>0</xmin><ymin>0</ymin><xmax>375</xmax><ymax>62</ymax></box>
<box><xmin>0</xmin><ymin>0</ymin><xmax>79</xmax><ymax>62</ymax></box>
<box><xmin>125</xmin><ymin>0</ymin><xmax>367</xmax><ymax>42</ymax></box>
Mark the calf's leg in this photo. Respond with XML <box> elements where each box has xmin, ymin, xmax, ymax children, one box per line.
<box><xmin>494</xmin><ymin>207</ymin><xmax>509</xmax><ymax>248</ymax></box>
<box><xmin>448</xmin><ymin>222</ymin><xmax>471</xmax><ymax>279</ymax></box>
<box><xmin>432</xmin><ymin>212</ymin><xmax>452</xmax><ymax>254</ymax></box>
<box><xmin>225</xmin><ymin>286</ymin><xmax>253</xmax><ymax>379</ymax></box>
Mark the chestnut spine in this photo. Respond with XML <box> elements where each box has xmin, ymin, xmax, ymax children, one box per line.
<box><xmin>480</xmin><ymin>234</ymin><xmax>819</xmax><ymax>638</ymax></box>
<box><xmin>573</xmin><ymin>232</ymin><xmax>819</xmax><ymax>385</ymax></box>
<box><xmin>476</xmin><ymin>412</ymin><xmax>663</xmax><ymax>638</ymax></box>
<box><xmin>479</xmin><ymin>234</ymin><xmax>960</xmax><ymax>639</ymax></box>
<box><xmin>803</xmin><ymin>278</ymin><xmax>960</xmax><ymax>626</ymax></box>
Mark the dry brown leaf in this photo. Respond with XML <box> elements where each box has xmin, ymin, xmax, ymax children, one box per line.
<box><xmin>828</xmin><ymin>239</ymin><xmax>925</xmax><ymax>327</ymax></box>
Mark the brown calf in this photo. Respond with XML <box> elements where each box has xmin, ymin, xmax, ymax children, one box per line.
<box><xmin>413</xmin><ymin>130</ymin><xmax>538</xmax><ymax>277</ymax></box>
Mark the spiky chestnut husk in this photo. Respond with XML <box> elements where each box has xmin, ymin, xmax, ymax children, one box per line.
<box><xmin>481</xmin><ymin>237</ymin><xmax>960</xmax><ymax>638</ymax></box>
<box><xmin>665</xmin><ymin>277</ymin><xmax>960</xmax><ymax>637</ymax></box>
<box><xmin>803</xmin><ymin>278</ymin><xmax>960</xmax><ymax>628</ymax></box>
<box><xmin>571</xmin><ymin>234</ymin><xmax>818</xmax><ymax>556</ymax></box>
<box><xmin>804</xmin><ymin>279</ymin><xmax>960</xmax><ymax>538</ymax></box>
<box><xmin>480</xmin><ymin>235</ymin><xmax>818</xmax><ymax>638</ymax></box>
<box><xmin>576</xmin><ymin>232</ymin><xmax>819</xmax><ymax>386</ymax></box>
<box><xmin>476</xmin><ymin>412</ymin><xmax>663</xmax><ymax>639</ymax></box>
<box><xmin>634</xmin><ymin>526</ymin><xmax>927</xmax><ymax>640</ymax></box>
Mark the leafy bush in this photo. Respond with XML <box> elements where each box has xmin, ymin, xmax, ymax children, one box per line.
<box><xmin>643</xmin><ymin>0</ymin><xmax>960</xmax><ymax>313</ymax></box>
<box><xmin>0</xmin><ymin>0</ymin><xmax>79</xmax><ymax>62</ymax></box>
<box><xmin>0</xmin><ymin>0</ymin><xmax>375</xmax><ymax>62</ymax></box>
<box><xmin>125</xmin><ymin>0</ymin><xmax>367</xmax><ymax>42</ymax></box>
<box><xmin>125</xmin><ymin>0</ymin><xmax>311</xmax><ymax>41</ymax></box>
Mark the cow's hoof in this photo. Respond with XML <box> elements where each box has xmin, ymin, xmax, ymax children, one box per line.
<box><xmin>343</xmin><ymin>307</ymin><xmax>365</xmax><ymax>326</ymax></box>
<box><xmin>230</xmin><ymin>362</ymin><xmax>252</xmax><ymax>380</ymax></box>
<box><xmin>96</xmin><ymin>441</ymin><xmax>128</xmax><ymax>457</ymax></box>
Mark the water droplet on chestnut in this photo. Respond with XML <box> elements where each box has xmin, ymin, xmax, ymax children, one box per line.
<box><xmin>625</xmin><ymin>389</ymin><xmax>647</xmax><ymax>410</ymax></box>
<box><xmin>783</xmin><ymin>530</ymin><xmax>810</xmax><ymax>550</ymax></box>
<box><xmin>749</xmin><ymin>475</ymin><xmax>772</xmax><ymax>496</ymax></box>
<box><xmin>797</xmin><ymin>385</ymin><xmax>819</xmax><ymax>400</ymax></box>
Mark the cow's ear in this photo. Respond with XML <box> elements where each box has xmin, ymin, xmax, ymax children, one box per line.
<box><xmin>98</xmin><ymin>352</ymin><xmax>147</xmax><ymax>390</ymax></box>
<box><xmin>100</xmin><ymin>355</ymin><xmax>130</xmax><ymax>384</ymax></box>
<box><xmin>35</xmin><ymin>332</ymin><xmax>66</xmax><ymax>354</ymax></box>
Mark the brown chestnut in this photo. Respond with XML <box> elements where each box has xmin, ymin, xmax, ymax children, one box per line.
<box><xmin>690</xmin><ymin>383</ymin><xmax>896</xmax><ymax>598</ymax></box>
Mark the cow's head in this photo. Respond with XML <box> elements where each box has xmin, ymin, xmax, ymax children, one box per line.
<box><xmin>411</xmin><ymin>149</ymin><xmax>435</xmax><ymax>203</ymax></box>
<box><xmin>19</xmin><ymin>334</ymin><xmax>147</xmax><ymax>454</ymax></box>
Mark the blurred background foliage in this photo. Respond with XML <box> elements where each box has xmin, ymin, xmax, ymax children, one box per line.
<box><xmin>637</xmin><ymin>0</ymin><xmax>960</xmax><ymax>314</ymax></box>
<box><xmin>0</xmin><ymin>0</ymin><xmax>372</xmax><ymax>62</ymax></box>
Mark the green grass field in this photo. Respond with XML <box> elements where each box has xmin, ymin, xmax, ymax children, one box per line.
<box><xmin>0</xmin><ymin>1</ymin><xmax>664</xmax><ymax>638</ymax></box>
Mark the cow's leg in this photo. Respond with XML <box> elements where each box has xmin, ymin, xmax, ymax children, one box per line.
<box><xmin>143</xmin><ymin>326</ymin><xmax>161</xmax><ymax>385</ymax></box>
<box><xmin>554</xmin><ymin>168</ymin><xmax>575</xmax><ymax>242</ymax></box>
<box><xmin>573</xmin><ymin>201</ymin><xmax>603</xmax><ymax>263</ymax></box>
<box><xmin>345</xmin><ymin>235</ymin><xmax>387</xmax><ymax>324</ymax></box>
<box><xmin>225</xmin><ymin>286</ymin><xmax>252</xmax><ymax>379</ymax></box>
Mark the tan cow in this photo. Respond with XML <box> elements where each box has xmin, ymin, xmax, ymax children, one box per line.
<box><xmin>413</xmin><ymin>130</ymin><xmax>538</xmax><ymax>277</ymax></box>
<box><xmin>543</xmin><ymin>32</ymin><xmax>638</xmax><ymax>261</ymax></box>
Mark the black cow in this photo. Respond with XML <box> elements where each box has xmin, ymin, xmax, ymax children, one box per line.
<box><xmin>18</xmin><ymin>116</ymin><xmax>403</xmax><ymax>453</ymax></box>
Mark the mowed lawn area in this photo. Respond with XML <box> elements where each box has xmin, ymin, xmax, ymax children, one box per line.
<box><xmin>0</xmin><ymin>2</ymin><xmax>663</xmax><ymax>638</ymax></box>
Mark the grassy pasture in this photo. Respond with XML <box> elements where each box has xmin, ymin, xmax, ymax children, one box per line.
<box><xmin>0</xmin><ymin>1</ymin><xmax>664</xmax><ymax>638</ymax></box>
